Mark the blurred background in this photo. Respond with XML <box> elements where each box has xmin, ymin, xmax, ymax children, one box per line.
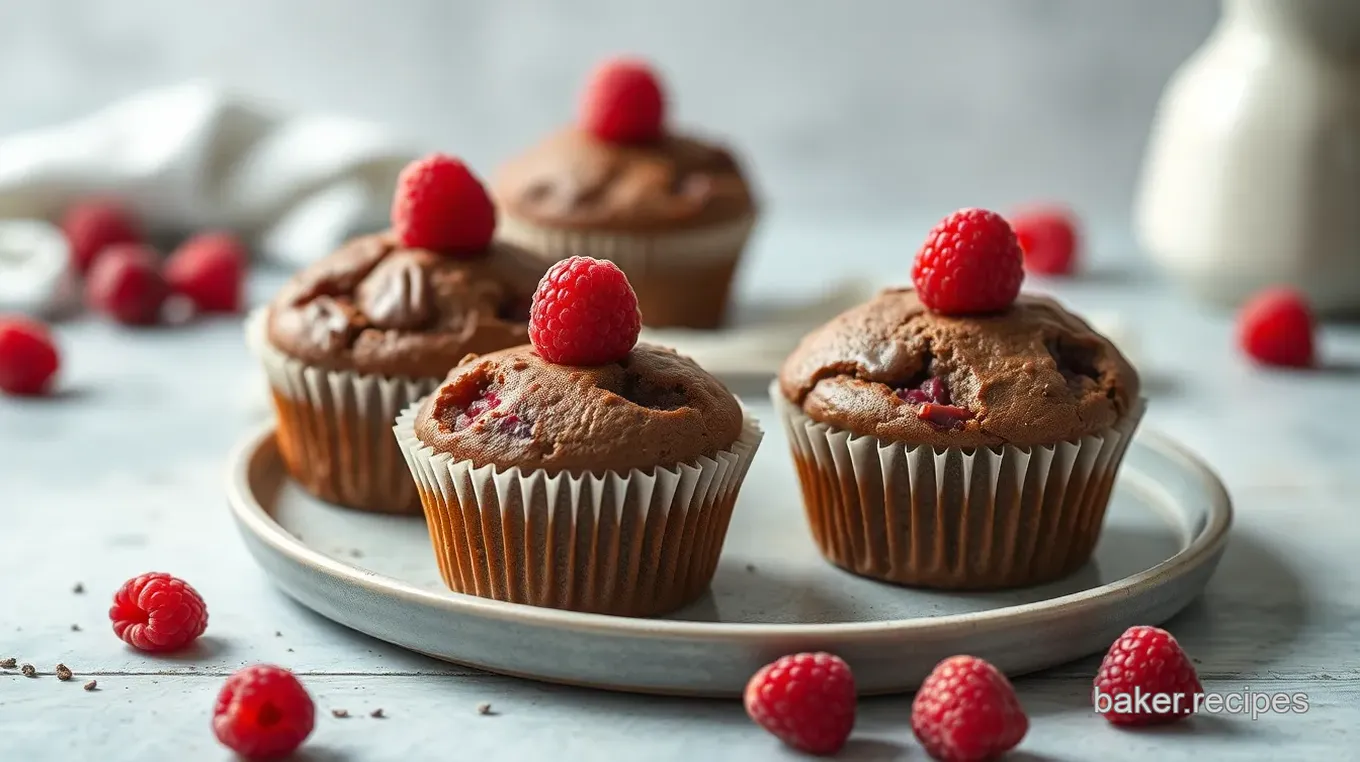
<box><xmin>0</xmin><ymin>0</ymin><xmax>1218</xmax><ymax>229</ymax></box>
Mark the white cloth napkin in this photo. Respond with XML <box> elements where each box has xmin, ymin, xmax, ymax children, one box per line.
<box><xmin>0</xmin><ymin>81</ymin><xmax>418</xmax><ymax>269</ymax></box>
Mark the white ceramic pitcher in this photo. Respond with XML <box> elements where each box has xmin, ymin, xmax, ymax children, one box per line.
<box><xmin>1135</xmin><ymin>0</ymin><xmax>1360</xmax><ymax>314</ymax></box>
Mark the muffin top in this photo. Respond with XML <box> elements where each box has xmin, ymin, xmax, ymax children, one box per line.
<box><xmin>493</xmin><ymin>128</ymin><xmax>755</xmax><ymax>233</ymax></box>
<box><xmin>266</xmin><ymin>232</ymin><xmax>545</xmax><ymax>379</ymax></box>
<box><xmin>413</xmin><ymin>342</ymin><xmax>744</xmax><ymax>474</ymax></box>
<box><xmin>778</xmin><ymin>289</ymin><xmax>1139</xmax><ymax>448</ymax></box>
<box><xmin>492</xmin><ymin>58</ymin><xmax>754</xmax><ymax>233</ymax></box>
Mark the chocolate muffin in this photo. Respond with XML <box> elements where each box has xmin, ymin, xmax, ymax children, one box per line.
<box><xmin>773</xmin><ymin>206</ymin><xmax>1148</xmax><ymax>590</ymax></box>
<box><xmin>492</xmin><ymin>58</ymin><xmax>757</xmax><ymax>329</ymax></box>
<box><xmin>249</xmin><ymin>231</ymin><xmax>544</xmax><ymax>514</ymax></box>
<box><xmin>779</xmin><ymin>290</ymin><xmax>1140</xmax><ymax>448</ymax></box>
<box><xmin>411</xmin><ymin>343</ymin><xmax>743</xmax><ymax>473</ymax></box>
<box><xmin>394</xmin><ymin>257</ymin><xmax>763</xmax><ymax>617</ymax></box>
<box><xmin>774</xmin><ymin>289</ymin><xmax>1144</xmax><ymax>590</ymax></box>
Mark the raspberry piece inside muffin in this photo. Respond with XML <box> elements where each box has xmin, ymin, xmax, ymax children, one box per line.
<box><xmin>432</xmin><ymin>370</ymin><xmax>534</xmax><ymax>439</ymax></box>
<box><xmin>896</xmin><ymin>375</ymin><xmax>974</xmax><ymax>430</ymax></box>
<box><xmin>897</xmin><ymin>376</ymin><xmax>950</xmax><ymax>406</ymax></box>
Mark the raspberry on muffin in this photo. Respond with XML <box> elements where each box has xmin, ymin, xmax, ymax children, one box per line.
<box><xmin>773</xmin><ymin>207</ymin><xmax>1143</xmax><ymax>590</ymax></box>
<box><xmin>491</xmin><ymin>57</ymin><xmax>758</xmax><ymax>329</ymax></box>
<box><xmin>249</xmin><ymin>154</ymin><xmax>546</xmax><ymax>514</ymax></box>
<box><xmin>394</xmin><ymin>257</ymin><xmax>763</xmax><ymax>616</ymax></box>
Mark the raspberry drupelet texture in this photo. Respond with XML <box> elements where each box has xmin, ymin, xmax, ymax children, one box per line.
<box><xmin>1236</xmin><ymin>287</ymin><xmax>1316</xmax><ymax>368</ymax></box>
<box><xmin>390</xmin><ymin>154</ymin><xmax>497</xmax><ymax>254</ymax></box>
<box><xmin>1094</xmin><ymin>625</ymin><xmax>1203</xmax><ymax>726</ymax></box>
<box><xmin>60</xmin><ymin>198</ymin><xmax>142</xmax><ymax>274</ymax></box>
<box><xmin>743</xmin><ymin>652</ymin><xmax>856</xmax><ymax>756</ymax></box>
<box><xmin>0</xmin><ymin>317</ymin><xmax>60</xmax><ymax>396</ymax></box>
<box><xmin>911</xmin><ymin>208</ymin><xmax>1025</xmax><ymax>315</ymax></box>
<box><xmin>165</xmin><ymin>232</ymin><xmax>248</xmax><ymax>313</ymax></box>
<box><xmin>85</xmin><ymin>243</ymin><xmax>168</xmax><ymax>326</ymax></box>
<box><xmin>108</xmin><ymin>572</ymin><xmax>208</xmax><ymax>652</ymax></box>
<box><xmin>213</xmin><ymin>664</ymin><xmax>315</xmax><ymax>760</ymax></box>
<box><xmin>528</xmin><ymin>256</ymin><xmax>641</xmax><ymax>366</ymax></box>
<box><xmin>911</xmin><ymin>655</ymin><xmax>1028</xmax><ymax>762</ymax></box>
<box><xmin>580</xmin><ymin>58</ymin><xmax>666</xmax><ymax>144</ymax></box>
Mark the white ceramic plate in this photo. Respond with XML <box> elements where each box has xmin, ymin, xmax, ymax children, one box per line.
<box><xmin>226</xmin><ymin>399</ymin><xmax>1230</xmax><ymax>697</ymax></box>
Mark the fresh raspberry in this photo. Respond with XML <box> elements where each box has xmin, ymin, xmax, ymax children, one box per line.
<box><xmin>390</xmin><ymin>154</ymin><xmax>496</xmax><ymax>254</ymax></box>
<box><xmin>108</xmin><ymin>572</ymin><xmax>208</xmax><ymax>652</ymax></box>
<box><xmin>85</xmin><ymin>243</ymin><xmax>168</xmax><ymax>325</ymax></box>
<box><xmin>911</xmin><ymin>655</ymin><xmax>1028</xmax><ymax>762</ymax></box>
<box><xmin>1093</xmin><ymin>625</ymin><xmax>1202</xmax><ymax>726</ymax></box>
<box><xmin>213</xmin><ymin>664</ymin><xmax>315</xmax><ymax>760</ymax></box>
<box><xmin>1236</xmin><ymin>287</ymin><xmax>1316</xmax><ymax>368</ymax></box>
<box><xmin>911</xmin><ymin>208</ymin><xmax>1025</xmax><ymax>315</ymax></box>
<box><xmin>165</xmin><ymin>232</ymin><xmax>248</xmax><ymax>313</ymax></box>
<box><xmin>580</xmin><ymin>58</ymin><xmax>666</xmax><ymax>144</ymax></box>
<box><xmin>60</xmin><ymin>198</ymin><xmax>142</xmax><ymax>274</ymax></box>
<box><xmin>0</xmin><ymin>317</ymin><xmax>60</xmax><ymax>396</ymax></box>
<box><xmin>744</xmin><ymin>652</ymin><xmax>856</xmax><ymax>756</ymax></box>
<box><xmin>1011</xmin><ymin>206</ymin><xmax>1079</xmax><ymax>276</ymax></box>
<box><xmin>528</xmin><ymin>256</ymin><xmax>641</xmax><ymax>366</ymax></box>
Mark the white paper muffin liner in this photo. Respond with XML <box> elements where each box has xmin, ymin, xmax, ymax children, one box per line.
<box><xmin>246</xmin><ymin>308</ymin><xmax>441</xmax><ymax>514</ymax></box>
<box><xmin>495</xmin><ymin>213</ymin><xmax>756</xmax><ymax>329</ymax></box>
<box><xmin>393</xmin><ymin>401</ymin><xmax>764</xmax><ymax>617</ymax></box>
<box><xmin>771</xmin><ymin>381</ymin><xmax>1146</xmax><ymax>590</ymax></box>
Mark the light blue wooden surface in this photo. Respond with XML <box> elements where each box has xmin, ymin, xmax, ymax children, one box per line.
<box><xmin>3</xmin><ymin>218</ymin><xmax>1359</xmax><ymax>759</ymax></box>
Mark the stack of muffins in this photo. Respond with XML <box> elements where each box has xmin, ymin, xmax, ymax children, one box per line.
<box><xmin>248</xmin><ymin>57</ymin><xmax>1142</xmax><ymax>618</ymax></box>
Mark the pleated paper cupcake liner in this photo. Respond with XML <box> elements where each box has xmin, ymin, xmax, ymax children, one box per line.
<box><xmin>772</xmin><ymin>381</ymin><xmax>1145</xmax><ymax>590</ymax></box>
<box><xmin>246</xmin><ymin>308</ymin><xmax>440</xmax><ymax>514</ymax></box>
<box><xmin>393</xmin><ymin>401</ymin><xmax>764</xmax><ymax>617</ymax></box>
<box><xmin>495</xmin><ymin>213</ymin><xmax>756</xmax><ymax>329</ymax></box>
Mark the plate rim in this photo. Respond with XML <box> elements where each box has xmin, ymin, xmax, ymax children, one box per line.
<box><xmin>226</xmin><ymin>423</ymin><xmax>1232</xmax><ymax>643</ymax></box>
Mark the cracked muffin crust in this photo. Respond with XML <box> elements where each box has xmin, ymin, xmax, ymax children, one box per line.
<box><xmin>493</xmin><ymin>129</ymin><xmax>755</xmax><ymax>233</ymax></box>
<box><xmin>778</xmin><ymin>288</ymin><xmax>1139</xmax><ymax>448</ymax></box>
<box><xmin>413</xmin><ymin>342</ymin><xmax>744</xmax><ymax>473</ymax></box>
<box><xmin>266</xmin><ymin>232</ymin><xmax>546</xmax><ymax>379</ymax></box>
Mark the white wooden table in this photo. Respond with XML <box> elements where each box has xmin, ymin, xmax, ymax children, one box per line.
<box><xmin>4</xmin><ymin>220</ymin><xmax>1358</xmax><ymax>760</ymax></box>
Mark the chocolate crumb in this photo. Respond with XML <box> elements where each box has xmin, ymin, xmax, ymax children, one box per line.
<box><xmin>287</xmin><ymin>648</ymin><xmax>294</xmax><ymax>652</ymax></box>
<box><xmin>71</xmin><ymin>624</ymin><xmax>81</xmax><ymax>632</ymax></box>
<box><xmin>20</xmin><ymin>664</ymin><xmax>36</xmax><ymax>678</ymax></box>
<box><xmin>370</xmin><ymin>708</ymin><xmax>385</xmax><ymax>719</ymax></box>
<box><xmin>477</xmin><ymin>702</ymin><xmax>494</xmax><ymax>716</ymax></box>
<box><xmin>349</xmin><ymin>549</ymin><xmax>363</xmax><ymax>558</ymax></box>
<box><xmin>745</xmin><ymin>563</ymin><xmax>757</xmax><ymax>573</ymax></box>
<box><xmin>331</xmin><ymin>709</ymin><xmax>350</xmax><ymax>718</ymax></box>
<box><xmin>84</xmin><ymin>680</ymin><xmax>97</xmax><ymax>691</ymax></box>
<box><xmin>55</xmin><ymin>664</ymin><xmax>73</xmax><ymax>681</ymax></box>
<box><xmin>72</xmin><ymin>582</ymin><xmax>84</xmax><ymax>594</ymax></box>
<box><xmin>0</xmin><ymin>658</ymin><xmax>15</xmax><ymax>669</ymax></box>
<box><xmin>274</xmin><ymin>631</ymin><xmax>282</xmax><ymax>637</ymax></box>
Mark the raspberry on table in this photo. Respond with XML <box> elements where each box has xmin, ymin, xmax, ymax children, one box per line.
<box><xmin>390</xmin><ymin>154</ymin><xmax>496</xmax><ymax>254</ymax></box>
<box><xmin>165</xmin><ymin>232</ymin><xmax>248</xmax><ymax>313</ymax></box>
<box><xmin>213</xmin><ymin>664</ymin><xmax>315</xmax><ymax>760</ymax></box>
<box><xmin>1094</xmin><ymin>625</ymin><xmax>1203</xmax><ymax>726</ymax></box>
<box><xmin>0</xmin><ymin>317</ymin><xmax>60</xmax><ymax>396</ymax></box>
<box><xmin>743</xmin><ymin>652</ymin><xmax>856</xmax><ymax>756</ymax></box>
<box><xmin>528</xmin><ymin>256</ymin><xmax>641</xmax><ymax>366</ymax></box>
<box><xmin>60</xmin><ymin>198</ymin><xmax>142</xmax><ymax>275</ymax></box>
<box><xmin>85</xmin><ymin>243</ymin><xmax>168</xmax><ymax>326</ymax></box>
<box><xmin>108</xmin><ymin>572</ymin><xmax>208</xmax><ymax>653</ymax></box>
<box><xmin>580</xmin><ymin>57</ymin><xmax>666</xmax><ymax>144</ymax></box>
<box><xmin>1236</xmin><ymin>287</ymin><xmax>1316</xmax><ymax>368</ymax></box>
<box><xmin>1011</xmin><ymin>206</ymin><xmax>1079</xmax><ymax>276</ymax></box>
<box><xmin>911</xmin><ymin>655</ymin><xmax>1028</xmax><ymax>762</ymax></box>
<box><xmin>911</xmin><ymin>208</ymin><xmax>1025</xmax><ymax>315</ymax></box>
